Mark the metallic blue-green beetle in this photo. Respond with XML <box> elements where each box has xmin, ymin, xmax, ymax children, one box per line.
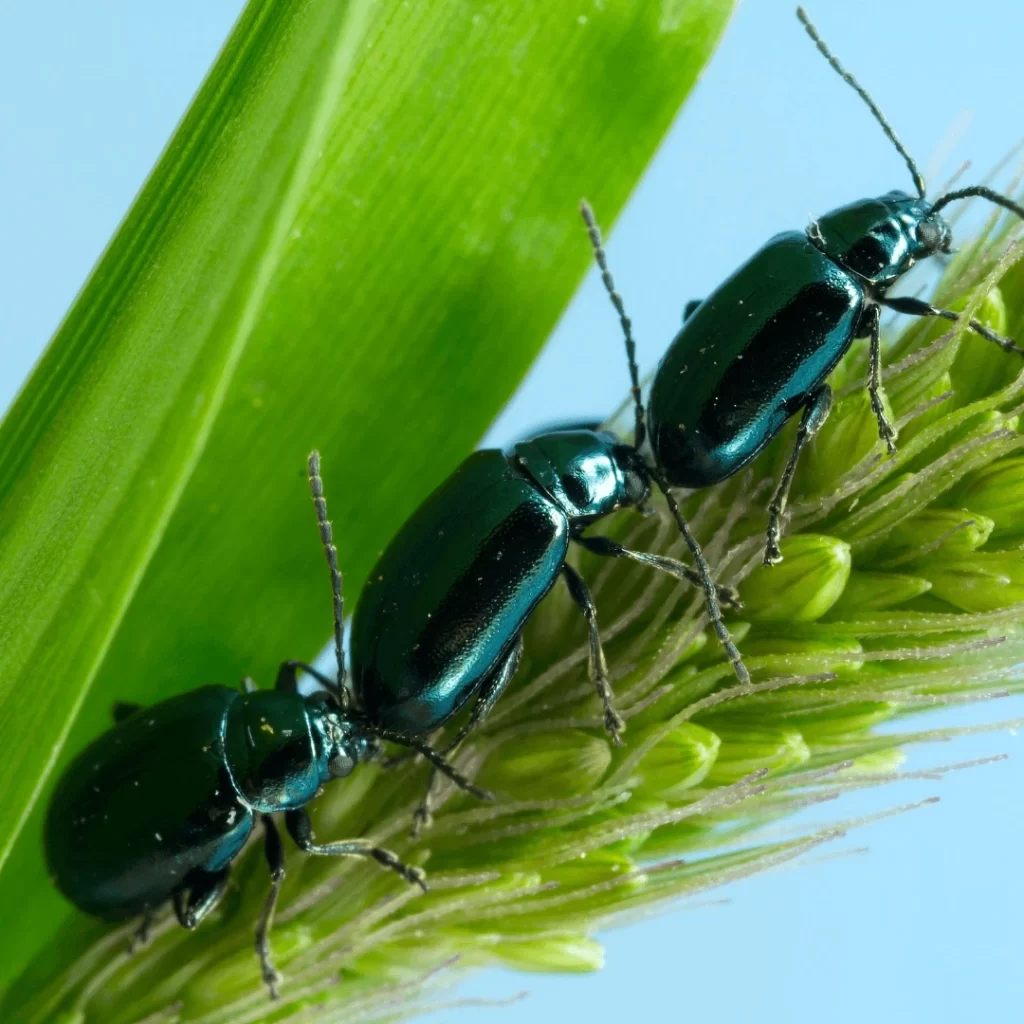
<box><xmin>587</xmin><ymin>6</ymin><xmax>1024</xmax><ymax>578</ymax></box>
<box><xmin>351</xmin><ymin>427</ymin><xmax>744</xmax><ymax>830</ymax></box>
<box><xmin>44</xmin><ymin>454</ymin><xmax>486</xmax><ymax>999</ymax></box>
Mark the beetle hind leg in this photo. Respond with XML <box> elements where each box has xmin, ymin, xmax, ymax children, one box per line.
<box><xmin>764</xmin><ymin>384</ymin><xmax>833</xmax><ymax>566</ymax></box>
<box><xmin>255</xmin><ymin>815</ymin><xmax>286</xmax><ymax>999</ymax></box>
<box><xmin>173</xmin><ymin>866</ymin><xmax>231</xmax><ymax>931</ymax></box>
<box><xmin>411</xmin><ymin>638</ymin><xmax>523</xmax><ymax>836</ymax></box>
<box><xmin>441</xmin><ymin>637</ymin><xmax>523</xmax><ymax>757</ymax></box>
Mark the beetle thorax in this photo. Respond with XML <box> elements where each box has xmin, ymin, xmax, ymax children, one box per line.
<box><xmin>811</xmin><ymin>190</ymin><xmax>951</xmax><ymax>289</ymax></box>
<box><xmin>512</xmin><ymin>430</ymin><xmax>649</xmax><ymax>529</ymax></box>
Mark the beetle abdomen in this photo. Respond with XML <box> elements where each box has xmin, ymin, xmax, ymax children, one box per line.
<box><xmin>649</xmin><ymin>231</ymin><xmax>863</xmax><ymax>487</ymax></box>
<box><xmin>353</xmin><ymin>450</ymin><xmax>569</xmax><ymax>733</ymax></box>
<box><xmin>44</xmin><ymin>686</ymin><xmax>253</xmax><ymax>919</ymax></box>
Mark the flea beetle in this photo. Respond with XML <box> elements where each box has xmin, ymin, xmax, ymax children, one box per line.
<box><xmin>351</xmin><ymin>425</ymin><xmax>746</xmax><ymax>831</ymax></box>
<box><xmin>587</xmin><ymin>6</ymin><xmax>1024</xmax><ymax>580</ymax></box>
<box><xmin>45</xmin><ymin>453</ymin><xmax>486</xmax><ymax>998</ymax></box>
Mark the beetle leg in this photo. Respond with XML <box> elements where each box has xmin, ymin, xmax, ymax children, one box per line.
<box><xmin>111</xmin><ymin>701</ymin><xmax>142</xmax><ymax>724</ymax></box>
<box><xmin>411</xmin><ymin>638</ymin><xmax>524</xmax><ymax>836</ymax></box>
<box><xmin>763</xmin><ymin>384</ymin><xmax>833</xmax><ymax>566</ymax></box>
<box><xmin>440</xmin><ymin>636</ymin><xmax>523</xmax><ymax>757</ymax></box>
<box><xmin>371</xmin><ymin>728</ymin><xmax>494</xmax><ymax>803</ymax></box>
<box><xmin>864</xmin><ymin>304</ymin><xmax>898</xmax><ymax>454</ymax></box>
<box><xmin>128</xmin><ymin>911</ymin><xmax>154</xmax><ymax>954</ymax></box>
<box><xmin>683</xmin><ymin>298</ymin><xmax>703</xmax><ymax>323</ymax></box>
<box><xmin>882</xmin><ymin>294</ymin><xmax>1024</xmax><ymax>356</ymax></box>
<box><xmin>255</xmin><ymin>815</ymin><xmax>285</xmax><ymax>999</ymax></box>
<box><xmin>172</xmin><ymin>866</ymin><xmax>231</xmax><ymax>931</ymax></box>
<box><xmin>284</xmin><ymin>808</ymin><xmax>427</xmax><ymax>890</ymax></box>
<box><xmin>574</xmin><ymin>534</ymin><xmax>741</xmax><ymax>610</ymax></box>
<box><xmin>560</xmin><ymin>562</ymin><xmax>625</xmax><ymax>745</ymax></box>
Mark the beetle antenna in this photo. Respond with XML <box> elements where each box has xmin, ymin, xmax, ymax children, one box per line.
<box><xmin>579</xmin><ymin>199</ymin><xmax>647</xmax><ymax>450</ymax></box>
<box><xmin>307</xmin><ymin>450</ymin><xmax>349</xmax><ymax>708</ymax></box>
<box><xmin>796</xmin><ymin>7</ymin><xmax>926</xmax><ymax>199</ymax></box>
<box><xmin>931</xmin><ymin>185</ymin><xmax>1024</xmax><ymax>221</ymax></box>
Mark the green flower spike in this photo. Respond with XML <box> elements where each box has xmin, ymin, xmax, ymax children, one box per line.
<box><xmin>8</xmin><ymin>223</ymin><xmax>1024</xmax><ymax>1024</ymax></box>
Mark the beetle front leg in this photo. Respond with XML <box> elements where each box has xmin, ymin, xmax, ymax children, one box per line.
<box><xmin>173</xmin><ymin>866</ymin><xmax>231</xmax><ymax>931</ymax></box>
<box><xmin>560</xmin><ymin>562</ymin><xmax>624</xmax><ymax>745</ymax></box>
<box><xmin>284</xmin><ymin>808</ymin><xmax>427</xmax><ymax>890</ymax></box>
<box><xmin>255</xmin><ymin>815</ymin><xmax>286</xmax><ymax>1000</ymax></box>
<box><xmin>763</xmin><ymin>384</ymin><xmax>832</xmax><ymax>566</ymax></box>
<box><xmin>574</xmin><ymin>534</ymin><xmax>741</xmax><ymax>609</ymax></box>
<box><xmin>372</xmin><ymin>728</ymin><xmax>494</xmax><ymax>802</ymax></box>
<box><xmin>882</xmin><ymin>294</ymin><xmax>1024</xmax><ymax>356</ymax></box>
<box><xmin>864</xmin><ymin>304</ymin><xmax>897</xmax><ymax>454</ymax></box>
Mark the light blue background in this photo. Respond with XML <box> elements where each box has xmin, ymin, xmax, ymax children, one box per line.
<box><xmin>2</xmin><ymin>3</ymin><xmax>1023</xmax><ymax>1022</ymax></box>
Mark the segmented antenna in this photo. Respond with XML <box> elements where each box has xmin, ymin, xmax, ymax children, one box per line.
<box><xmin>578</xmin><ymin>203</ymin><xmax>750</xmax><ymax>688</ymax></box>
<box><xmin>931</xmin><ymin>185</ymin><xmax>1024</xmax><ymax>221</ymax></box>
<box><xmin>307</xmin><ymin>450</ymin><xmax>348</xmax><ymax>708</ymax></box>
<box><xmin>796</xmin><ymin>7</ymin><xmax>926</xmax><ymax>199</ymax></box>
<box><xmin>579</xmin><ymin>200</ymin><xmax>647</xmax><ymax>450</ymax></box>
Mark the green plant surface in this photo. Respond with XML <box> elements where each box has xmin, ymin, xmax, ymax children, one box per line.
<box><xmin>6</xmin><ymin>202</ymin><xmax>1024</xmax><ymax>1023</ymax></box>
<box><xmin>0</xmin><ymin>0</ymin><xmax>737</xmax><ymax>996</ymax></box>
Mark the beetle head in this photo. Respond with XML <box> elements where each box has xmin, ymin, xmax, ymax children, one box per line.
<box><xmin>312</xmin><ymin>705</ymin><xmax>381</xmax><ymax>780</ymax></box>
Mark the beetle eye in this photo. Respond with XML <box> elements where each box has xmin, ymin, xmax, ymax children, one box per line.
<box><xmin>328</xmin><ymin>751</ymin><xmax>356</xmax><ymax>778</ymax></box>
<box><xmin>624</xmin><ymin>467</ymin><xmax>649</xmax><ymax>506</ymax></box>
<box><xmin>916</xmin><ymin>218</ymin><xmax>943</xmax><ymax>253</ymax></box>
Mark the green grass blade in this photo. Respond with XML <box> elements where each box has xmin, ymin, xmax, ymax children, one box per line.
<box><xmin>0</xmin><ymin>0</ymin><xmax>736</xmax><ymax>996</ymax></box>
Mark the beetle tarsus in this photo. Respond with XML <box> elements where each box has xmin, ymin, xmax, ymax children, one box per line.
<box><xmin>262</xmin><ymin>965</ymin><xmax>282</xmax><ymax>1001</ymax></box>
<box><xmin>762</xmin><ymin>532</ymin><xmax>784</xmax><ymax>568</ymax></box>
<box><xmin>605</xmin><ymin>707</ymin><xmax>627</xmax><ymax>747</ymax></box>
<box><xmin>128</xmin><ymin>912</ymin><xmax>153</xmax><ymax>955</ymax></box>
<box><xmin>410</xmin><ymin>800</ymin><xmax>434</xmax><ymax>839</ymax></box>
